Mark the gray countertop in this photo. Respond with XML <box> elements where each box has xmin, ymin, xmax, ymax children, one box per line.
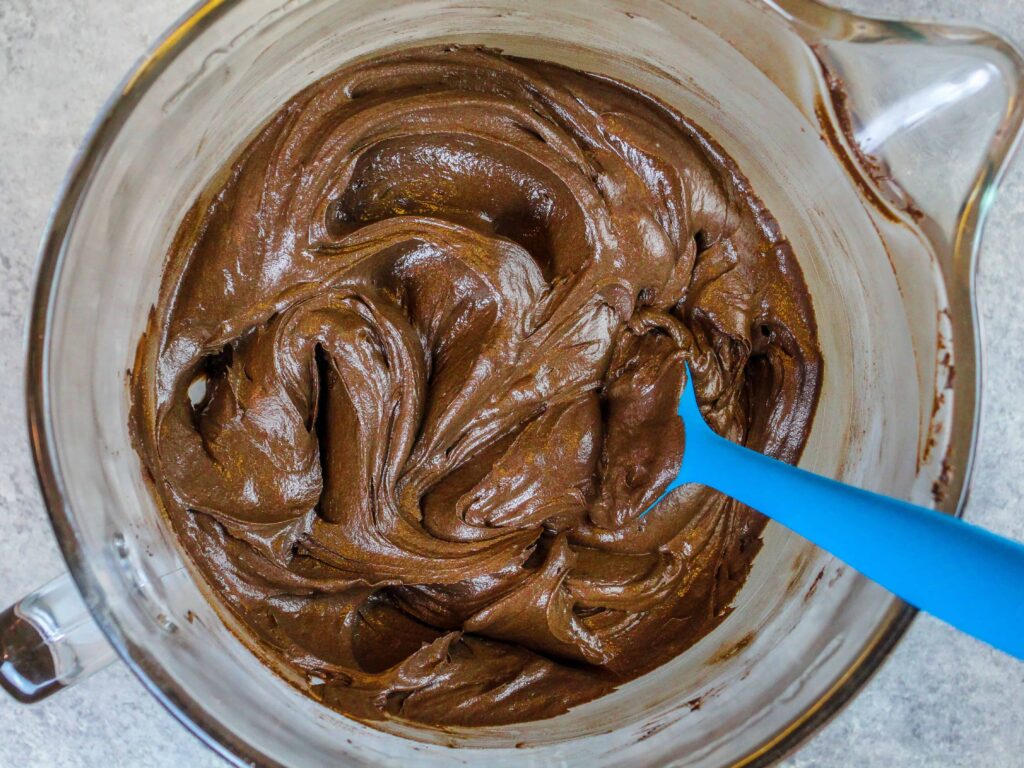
<box><xmin>1</xmin><ymin>1</ymin><xmax>1022</xmax><ymax>765</ymax></box>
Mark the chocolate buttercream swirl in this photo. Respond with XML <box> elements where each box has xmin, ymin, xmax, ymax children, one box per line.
<box><xmin>130</xmin><ymin>46</ymin><xmax>821</xmax><ymax>727</ymax></box>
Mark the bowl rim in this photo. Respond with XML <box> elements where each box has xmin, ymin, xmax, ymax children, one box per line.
<box><xmin>23</xmin><ymin>1</ymin><xmax>1021</xmax><ymax>766</ymax></box>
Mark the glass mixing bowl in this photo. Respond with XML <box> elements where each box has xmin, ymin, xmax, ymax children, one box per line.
<box><xmin>3</xmin><ymin>0</ymin><xmax>1022</xmax><ymax>765</ymax></box>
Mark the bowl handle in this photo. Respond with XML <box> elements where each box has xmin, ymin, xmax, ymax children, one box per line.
<box><xmin>1</xmin><ymin>574</ymin><xmax>116</xmax><ymax>702</ymax></box>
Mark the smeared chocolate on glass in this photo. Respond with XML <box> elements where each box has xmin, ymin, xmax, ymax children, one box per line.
<box><xmin>130</xmin><ymin>46</ymin><xmax>821</xmax><ymax>727</ymax></box>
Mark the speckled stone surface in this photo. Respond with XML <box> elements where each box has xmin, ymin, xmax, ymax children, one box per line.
<box><xmin>0</xmin><ymin>1</ymin><xmax>1021</xmax><ymax>765</ymax></box>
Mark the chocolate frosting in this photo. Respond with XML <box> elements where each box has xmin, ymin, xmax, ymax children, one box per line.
<box><xmin>130</xmin><ymin>46</ymin><xmax>821</xmax><ymax>727</ymax></box>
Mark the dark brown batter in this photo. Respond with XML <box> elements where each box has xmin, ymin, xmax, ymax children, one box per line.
<box><xmin>130</xmin><ymin>46</ymin><xmax>821</xmax><ymax>728</ymax></box>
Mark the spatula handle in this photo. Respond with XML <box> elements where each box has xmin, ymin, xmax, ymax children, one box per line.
<box><xmin>674</xmin><ymin>423</ymin><xmax>1024</xmax><ymax>660</ymax></box>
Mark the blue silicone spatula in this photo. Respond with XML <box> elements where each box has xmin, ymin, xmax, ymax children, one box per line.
<box><xmin>646</xmin><ymin>366</ymin><xmax>1024</xmax><ymax>660</ymax></box>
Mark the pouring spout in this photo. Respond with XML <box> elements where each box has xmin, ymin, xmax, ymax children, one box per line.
<box><xmin>781</xmin><ymin>2</ymin><xmax>1024</xmax><ymax>248</ymax></box>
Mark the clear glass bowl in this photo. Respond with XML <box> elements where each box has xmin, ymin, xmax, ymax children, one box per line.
<box><xmin>6</xmin><ymin>0</ymin><xmax>1022</xmax><ymax>766</ymax></box>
